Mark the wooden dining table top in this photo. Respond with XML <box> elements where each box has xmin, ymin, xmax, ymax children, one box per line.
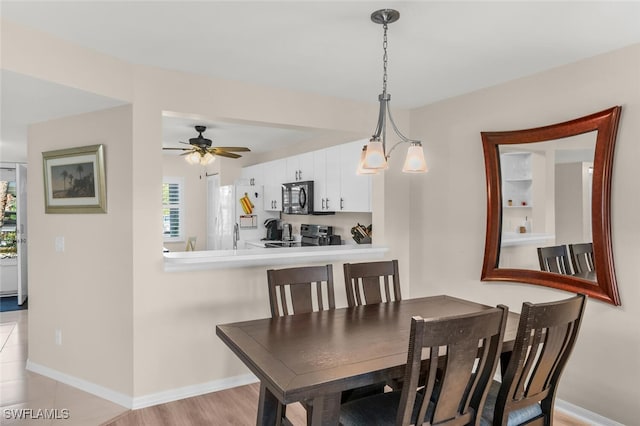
<box><xmin>216</xmin><ymin>295</ymin><xmax>520</xmax><ymax>407</ymax></box>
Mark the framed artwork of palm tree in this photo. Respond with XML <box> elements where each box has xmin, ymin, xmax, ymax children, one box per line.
<box><xmin>43</xmin><ymin>144</ymin><xmax>106</xmax><ymax>213</ymax></box>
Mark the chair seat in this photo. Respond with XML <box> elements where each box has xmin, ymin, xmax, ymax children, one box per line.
<box><xmin>480</xmin><ymin>381</ymin><xmax>543</xmax><ymax>426</ymax></box>
<box><xmin>340</xmin><ymin>390</ymin><xmax>433</xmax><ymax>425</ymax></box>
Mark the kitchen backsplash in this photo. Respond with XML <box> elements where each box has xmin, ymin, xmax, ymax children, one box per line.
<box><xmin>280</xmin><ymin>212</ymin><xmax>373</xmax><ymax>245</ymax></box>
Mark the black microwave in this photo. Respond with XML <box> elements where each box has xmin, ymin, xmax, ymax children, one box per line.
<box><xmin>282</xmin><ymin>181</ymin><xmax>314</xmax><ymax>215</ymax></box>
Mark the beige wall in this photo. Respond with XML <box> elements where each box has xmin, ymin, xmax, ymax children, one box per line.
<box><xmin>6</xmin><ymin>15</ymin><xmax>637</xmax><ymax>423</ymax></box>
<box><xmin>3</xmin><ymin>20</ymin><xmax>410</xmax><ymax>402</ymax></box>
<box><xmin>409</xmin><ymin>44</ymin><xmax>640</xmax><ymax>424</ymax></box>
<box><xmin>128</xmin><ymin>65</ymin><xmax>410</xmax><ymax>397</ymax></box>
<box><xmin>28</xmin><ymin>106</ymin><xmax>134</xmax><ymax>396</ymax></box>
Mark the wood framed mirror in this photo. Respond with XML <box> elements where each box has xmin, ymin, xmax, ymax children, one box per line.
<box><xmin>481</xmin><ymin>106</ymin><xmax>621</xmax><ymax>305</ymax></box>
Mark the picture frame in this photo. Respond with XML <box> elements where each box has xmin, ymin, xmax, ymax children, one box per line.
<box><xmin>42</xmin><ymin>144</ymin><xmax>107</xmax><ymax>213</ymax></box>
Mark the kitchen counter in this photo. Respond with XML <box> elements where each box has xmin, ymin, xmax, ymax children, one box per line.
<box><xmin>501</xmin><ymin>232</ymin><xmax>555</xmax><ymax>247</ymax></box>
<box><xmin>163</xmin><ymin>244</ymin><xmax>388</xmax><ymax>272</ymax></box>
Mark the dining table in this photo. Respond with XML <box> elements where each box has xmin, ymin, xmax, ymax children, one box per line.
<box><xmin>216</xmin><ymin>295</ymin><xmax>520</xmax><ymax>426</ymax></box>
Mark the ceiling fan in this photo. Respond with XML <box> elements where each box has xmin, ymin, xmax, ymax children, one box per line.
<box><xmin>163</xmin><ymin>125</ymin><xmax>250</xmax><ymax>165</ymax></box>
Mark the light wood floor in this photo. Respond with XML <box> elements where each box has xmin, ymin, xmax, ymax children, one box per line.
<box><xmin>1</xmin><ymin>308</ymin><xmax>589</xmax><ymax>426</ymax></box>
<box><xmin>103</xmin><ymin>382</ymin><xmax>589</xmax><ymax>425</ymax></box>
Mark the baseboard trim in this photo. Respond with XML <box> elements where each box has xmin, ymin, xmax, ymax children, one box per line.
<box><xmin>555</xmin><ymin>399</ymin><xmax>624</xmax><ymax>426</ymax></box>
<box><xmin>26</xmin><ymin>360</ymin><xmax>259</xmax><ymax>411</ymax></box>
<box><xmin>24</xmin><ymin>362</ymin><xmax>620</xmax><ymax>424</ymax></box>
<box><xmin>131</xmin><ymin>373</ymin><xmax>258</xmax><ymax>409</ymax></box>
<box><xmin>26</xmin><ymin>360</ymin><xmax>133</xmax><ymax>408</ymax></box>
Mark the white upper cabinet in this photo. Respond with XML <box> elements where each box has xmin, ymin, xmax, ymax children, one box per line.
<box><xmin>286</xmin><ymin>152</ymin><xmax>314</xmax><ymax>183</ymax></box>
<box><xmin>262</xmin><ymin>159</ymin><xmax>286</xmax><ymax>211</ymax></box>
<box><xmin>339</xmin><ymin>140</ymin><xmax>371</xmax><ymax>212</ymax></box>
<box><xmin>313</xmin><ymin>147</ymin><xmax>341</xmax><ymax>212</ymax></box>
<box><xmin>240</xmin><ymin>163</ymin><xmax>264</xmax><ymax>187</ymax></box>
<box><xmin>243</xmin><ymin>141</ymin><xmax>372</xmax><ymax>214</ymax></box>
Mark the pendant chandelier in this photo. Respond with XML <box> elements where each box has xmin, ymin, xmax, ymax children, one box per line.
<box><xmin>360</xmin><ymin>9</ymin><xmax>428</xmax><ymax>174</ymax></box>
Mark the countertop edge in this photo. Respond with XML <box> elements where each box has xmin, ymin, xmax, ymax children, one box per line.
<box><xmin>163</xmin><ymin>245</ymin><xmax>389</xmax><ymax>272</ymax></box>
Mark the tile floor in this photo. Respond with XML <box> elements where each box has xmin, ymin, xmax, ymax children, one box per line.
<box><xmin>0</xmin><ymin>309</ymin><xmax>128</xmax><ymax>425</ymax></box>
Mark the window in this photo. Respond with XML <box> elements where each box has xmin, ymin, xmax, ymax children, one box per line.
<box><xmin>162</xmin><ymin>177</ymin><xmax>184</xmax><ymax>242</ymax></box>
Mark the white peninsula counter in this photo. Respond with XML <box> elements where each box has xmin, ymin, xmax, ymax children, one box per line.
<box><xmin>163</xmin><ymin>244</ymin><xmax>388</xmax><ymax>272</ymax></box>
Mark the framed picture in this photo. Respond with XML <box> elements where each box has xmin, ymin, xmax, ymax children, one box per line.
<box><xmin>42</xmin><ymin>144</ymin><xmax>107</xmax><ymax>213</ymax></box>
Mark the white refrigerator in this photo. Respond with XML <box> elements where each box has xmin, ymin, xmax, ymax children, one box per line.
<box><xmin>207</xmin><ymin>176</ymin><xmax>279</xmax><ymax>250</ymax></box>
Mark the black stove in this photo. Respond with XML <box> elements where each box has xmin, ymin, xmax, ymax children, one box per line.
<box><xmin>300</xmin><ymin>224</ymin><xmax>340</xmax><ymax>246</ymax></box>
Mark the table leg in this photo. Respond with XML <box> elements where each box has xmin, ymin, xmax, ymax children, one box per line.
<box><xmin>257</xmin><ymin>382</ymin><xmax>283</xmax><ymax>426</ymax></box>
<box><xmin>309</xmin><ymin>392</ymin><xmax>341</xmax><ymax>426</ymax></box>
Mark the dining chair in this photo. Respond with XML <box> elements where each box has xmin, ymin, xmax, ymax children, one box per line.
<box><xmin>537</xmin><ymin>245</ymin><xmax>572</xmax><ymax>275</ymax></box>
<box><xmin>480</xmin><ymin>293</ymin><xmax>587</xmax><ymax>426</ymax></box>
<box><xmin>267</xmin><ymin>264</ymin><xmax>335</xmax><ymax>425</ymax></box>
<box><xmin>569</xmin><ymin>242</ymin><xmax>595</xmax><ymax>274</ymax></box>
<box><xmin>267</xmin><ymin>264</ymin><xmax>335</xmax><ymax>317</ymax></box>
<box><xmin>267</xmin><ymin>264</ymin><xmax>383</xmax><ymax>424</ymax></box>
<box><xmin>343</xmin><ymin>259</ymin><xmax>401</xmax><ymax>307</ymax></box>
<box><xmin>340</xmin><ymin>305</ymin><xmax>509</xmax><ymax>426</ymax></box>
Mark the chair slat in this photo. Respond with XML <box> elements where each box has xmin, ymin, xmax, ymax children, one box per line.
<box><xmin>343</xmin><ymin>260</ymin><xmax>401</xmax><ymax>307</ymax></box>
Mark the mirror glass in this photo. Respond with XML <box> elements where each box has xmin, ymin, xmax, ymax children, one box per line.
<box><xmin>481</xmin><ymin>107</ymin><xmax>621</xmax><ymax>305</ymax></box>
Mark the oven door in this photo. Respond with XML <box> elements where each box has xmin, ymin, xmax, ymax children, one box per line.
<box><xmin>282</xmin><ymin>181</ymin><xmax>313</xmax><ymax>214</ymax></box>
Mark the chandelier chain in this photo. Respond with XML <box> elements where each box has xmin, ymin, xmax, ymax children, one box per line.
<box><xmin>382</xmin><ymin>23</ymin><xmax>388</xmax><ymax>94</ymax></box>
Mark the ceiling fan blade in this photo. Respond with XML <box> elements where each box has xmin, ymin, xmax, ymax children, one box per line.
<box><xmin>163</xmin><ymin>147</ymin><xmax>191</xmax><ymax>151</ymax></box>
<box><xmin>212</xmin><ymin>147</ymin><xmax>251</xmax><ymax>152</ymax></box>
<box><xmin>213</xmin><ymin>151</ymin><xmax>242</xmax><ymax>159</ymax></box>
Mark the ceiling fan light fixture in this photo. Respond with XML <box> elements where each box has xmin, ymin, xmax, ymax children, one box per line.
<box><xmin>201</xmin><ymin>152</ymin><xmax>215</xmax><ymax>165</ymax></box>
<box><xmin>185</xmin><ymin>151</ymin><xmax>202</xmax><ymax>165</ymax></box>
<box><xmin>165</xmin><ymin>125</ymin><xmax>250</xmax><ymax>166</ymax></box>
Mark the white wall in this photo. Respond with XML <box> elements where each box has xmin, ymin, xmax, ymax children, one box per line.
<box><xmin>409</xmin><ymin>44</ymin><xmax>640</xmax><ymax>424</ymax></box>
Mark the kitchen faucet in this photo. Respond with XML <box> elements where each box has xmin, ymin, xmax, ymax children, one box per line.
<box><xmin>233</xmin><ymin>223</ymin><xmax>239</xmax><ymax>250</ymax></box>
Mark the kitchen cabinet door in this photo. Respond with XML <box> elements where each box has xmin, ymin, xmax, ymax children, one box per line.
<box><xmin>286</xmin><ymin>152</ymin><xmax>314</xmax><ymax>183</ymax></box>
<box><xmin>241</xmin><ymin>163</ymin><xmax>264</xmax><ymax>187</ymax></box>
<box><xmin>262</xmin><ymin>159</ymin><xmax>285</xmax><ymax>211</ymax></box>
<box><xmin>313</xmin><ymin>147</ymin><xmax>341</xmax><ymax>212</ymax></box>
<box><xmin>339</xmin><ymin>140</ymin><xmax>371</xmax><ymax>212</ymax></box>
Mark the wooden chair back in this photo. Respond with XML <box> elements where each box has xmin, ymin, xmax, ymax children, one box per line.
<box><xmin>537</xmin><ymin>245</ymin><xmax>572</xmax><ymax>274</ymax></box>
<box><xmin>343</xmin><ymin>260</ymin><xmax>401</xmax><ymax>307</ymax></box>
<box><xmin>267</xmin><ymin>265</ymin><xmax>335</xmax><ymax>317</ymax></box>
<box><xmin>569</xmin><ymin>243</ymin><xmax>595</xmax><ymax>274</ymax></box>
<box><xmin>396</xmin><ymin>306</ymin><xmax>508</xmax><ymax>426</ymax></box>
<box><xmin>492</xmin><ymin>294</ymin><xmax>587</xmax><ymax>425</ymax></box>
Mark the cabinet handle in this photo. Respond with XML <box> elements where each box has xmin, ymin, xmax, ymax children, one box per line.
<box><xmin>326</xmin><ymin>198</ymin><xmax>330</xmax><ymax>209</ymax></box>
<box><xmin>321</xmin><ymin>198</ymin><xmax>325</xmax><ymax>210</ymax></box>
<box><xmin>340</xmin><ymin>198</ymin><xmax>344</xmax><ymax>210</ymax></box>
<box><xmin>298</xmin><ymin>170</ymin><xmax>302</xmax><ymax>180</ymax></box>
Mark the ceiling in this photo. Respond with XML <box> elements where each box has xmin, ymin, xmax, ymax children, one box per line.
<box><xmin>2</xmin><ymin>1</ymin><xmax>640</xmax><ymax>158</ymax></box>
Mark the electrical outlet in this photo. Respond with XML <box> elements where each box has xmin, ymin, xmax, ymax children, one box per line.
<box><xmin>55</xmin><ymin>329</ymin><xmax>62</xmax><ymax>346</ymax></box>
